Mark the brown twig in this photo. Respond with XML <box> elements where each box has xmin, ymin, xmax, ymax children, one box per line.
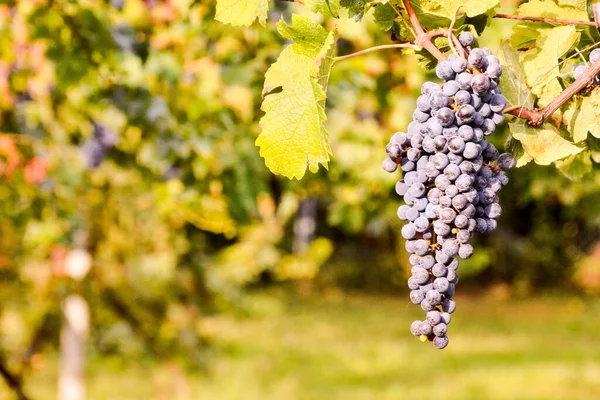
<box><xmin>401</xmin><ymin>0</ymin><xmax>447</xmax><ymax>62</ymax></box>
<box><xmin>493</xmin><ymin>13</ymin><xmax>595</xmax><ymax>27</ymax></box>
<box><xmin>0</xmin><ymin>353</ymin><xmax>30</xmax><ymax>400</ymax></box>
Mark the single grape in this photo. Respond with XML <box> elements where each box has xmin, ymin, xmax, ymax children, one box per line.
<box><xmin>444</xmin><ymin>164</ymin><xmax>461</xmax><ymax>181</ymax></box>
<box><xmin>442</xmin><ymin>298</ymin><xmax>456</xmax><ymax>313</ymax></box>
<box><xmin>458</xmin><ymin>31</ymin><xmax>475</xmax><ymax>47</ymax></box>
<box><xmin>456</xmin><ymin>104</ymin><xmax>475</xmax><ymax>123</ymax></box>
<box><xmin>433</xmin><ymin>323</ymin><xmax>448</xmax><ymax>337</ymax></box>
<box><xmin>454</xmin><ymin>214</ymin><xmax>468</xmax><ymax>229</ymax></box>
<box><xmin>410</xmin><ymin>320</ymin><xmax>422</xmax><ymax>336</ymax></box>
<box><xmin>437</xmin><ymin>107</ymin><xmax>455</xmax><ymax>127</ymax></box>
<box><xmin>458</xmin><ymin>243</ymin><xmax>474</xmax><ymax>259</ymax></box>
<box><xmin>448</xmin><ymin>137</ymin><xmax>466</xmax><ymax>154</ymax></box>
<box><xmin>454</xmin><ymin>90</ymin><xmax>471</xmax><ymax>105</ymax></box>
<box><xmin>436</xmin><ymin>61</ymin><xmax>456</xmax><ymax>80</ymax></box>
<box><xmin>425</xmin><ymin>289</ymin><xmax>442</xmax><ymax>305</ymax></box>
<box><xmin>410</xmin><ymin>290</ymin><xmax>426</xmax><ymax>304</ymax></box>
<box><xmin>478</xmin><ymin>103</ymin><xmax>491</xmax><ymax>117</ymax></box>
<box><xmin>433</xmin><ymin>335</ymin><xmax>449</xmax><ymax>349</ymax></box>
<box><xmin>401</xmin><ymin>223</ymin><xmax>417</xmax><ymax>239</ymax></box>
<box><xmin>419</xmin><ymin>321</ymin><xmax>433</xmax><ymax>335</ymax></box>
<box><xmin>497</xmin><ymin>153</ymin><xmax>515</xmax><ymax>170</ymax></box>
<box><xmin>430</xmin><ymin>93</ymin><xmax>451</xmax><ymax>109</ymax></box>
<box><xmin>427</xmin><ymin>310</ymin><xmax>442</xmax><ymax>325</ymax></box>
<box><xmin>443</xmin><ymin>80</ymin><xmax>460</xmax><ymax>96</ymax></box>
<box><xmin>468</xmin><ymin>48</ymin><xmax>487</xmax><ymax>69</ymax></box>
<box><xmin>485</xmin><ymin>203</ymin><xmax>502</xmax><ymax>219</ymax></box>
<box><xmin>413</xmin><ymin>239</ymin><xmax>430</xmax><ymax>256</ymax></box>
<box><xmin>406</xmin><ymin>207</ymin><xmax>420</xmax><ymax>222</ymax></box>
<box><xmin>382</xmin><ymin>158</ymin><xmax>398</xmax><ymax>172</ymax></box>
<box><xmin>573</xmin><ymin>64</ymin><xmax>587</xmax><ymax>80</ymax></box>
<box><xmin>471</xmin><ymin>74</ymin><xmax>491</xmax><ymax>94</ymax></box>
<box><xmin>457</xmin><ymin>72</ymin><xmax>473</xmax><ymax>90</ymax></box>
<box><xmin>452</xmin><ymin>57</ymin><xmax>468</xmax><ymax>74</ymax></box>
<box><xmin>417</xmin><ymin>95</ymin><xmax>432</xmax><ymax>112</ymax></box>
<box><xmin>414</xmin><ymin>216</ymin><xmax>430</xmax><ymax>232</ymax></box>
<box><xmin>491</xmin><ymin>112</ymin><xmax>505</xmax><ymax>125</ymax></box>
<box><xmin>432</xmin><ymin>153</ymin><xmax>450</xmax><ymax>170</ymax></box>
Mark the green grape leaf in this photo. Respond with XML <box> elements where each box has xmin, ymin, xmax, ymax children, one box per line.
<box><xmin>498</xmin><ymin>42</ymin><xmax>534</xmax><ymax>109</ymax></box>
<box><xmin>374</xmin><ymin>3</ymin><xmax>397</xmax><ymax>31</ymax></box>
<box><xmin>519</xmin><ymin>25</ymin><xmax>579</xmax><ymax>97</ymax></box>
<box><xmin>555</xmin><ymin>151</ymin><xmax>592</xmax><ymax>180</ymax></box>
<box><xmin>509</xmin><ymin>122</ymin><xmax>584</xmax><ymax>165</ymax></box>
<box><xmin>340</xmin><ymin>0</ymin><xmax>370</xmax><ymax>21</ymax></box>
<box><xmin>257</xmin><ymin>15</ymin><xmax>337</xmax><ymax>180</ymax></box>
<box><xmin>587</xmin><ymin>133</ymin><xmax>600</xmax><ymax>152</ymax></box>
<box><xmin>215</xmin><ymin>0</ymin><xmax>269</xmax><ymax>26</ymax></box>
<box><xmin>510</xmin><ymin>24</ymin><xmax>540</xmax><ymax>50</ymax></box>
<box><xmin>305</xmin><ymin>0</ymin><xmax>341</xmax><ymax>17</ymax></box>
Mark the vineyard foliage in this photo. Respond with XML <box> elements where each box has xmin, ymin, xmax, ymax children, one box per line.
<box><xmin>0</xmin><ymin>0</ymin><xmax>599</xmax><ymax>362</ymax></box>
<box><xmin>217</xmin><ymin>0</ymin><xmax>600</xmax><ymax>180</ymax></box>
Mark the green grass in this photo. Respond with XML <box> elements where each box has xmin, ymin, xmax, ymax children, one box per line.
<box><xmin>3</xmin><ymin>292</ymin><xmax>600</xmax><ymax>400</ymax></box>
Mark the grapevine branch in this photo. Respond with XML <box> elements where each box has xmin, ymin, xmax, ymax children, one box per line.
<box><xmin>493</xmin><ymin>13</ymin><xmax>596</xmax><ymax>27</ymax></box>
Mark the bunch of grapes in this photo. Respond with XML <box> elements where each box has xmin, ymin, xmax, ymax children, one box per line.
<box><xmin>81</xmin><ymin>122</ymin><xmax>119</xmax><ymax>168</ymax></box>
<box><xmin>382</xmin><ymin>32</ymin><xmax>514</xmax><ymax>349</ymax></box>
<box><xmin>573</xmin><ymin>48</ymin><xmax>600</xmax><ymax>80</ymax></box>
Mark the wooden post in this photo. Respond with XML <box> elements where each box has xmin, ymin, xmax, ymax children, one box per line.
<box><xmin>58</xmin><ymin>296</ymin><xmax>89</xmax><ymax>400</ymax></box>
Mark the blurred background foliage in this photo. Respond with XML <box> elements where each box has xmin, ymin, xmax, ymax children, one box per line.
<box><xmin>1</xmin><ymin>0</ymin><xmax>600</xmax><ymax>397</ymax></box>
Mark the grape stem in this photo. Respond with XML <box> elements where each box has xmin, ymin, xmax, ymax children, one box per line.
<box><xmin>333</xmin><ymin>43</ymin><xmax>420</xmax><ymax>62</ymax></box>
<box><xmin>493</xmin><ymin>13</ymin><xmax>597</xmax><ymax>27</ymax></box>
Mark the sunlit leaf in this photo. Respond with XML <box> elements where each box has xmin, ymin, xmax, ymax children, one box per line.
<box><xmin>215</xmin><ymin>0</ymin><xmax>269</xmax><ymax>26</ymax></box>
<box><xmin>257</xmin><ymin>15</ymin><xmax>337</xmax><ymax>179</ymax></box>
<box><xmin>509</xmin><ymin>122</ymin><xmax>585</xmax><ymax>165</ymax></box>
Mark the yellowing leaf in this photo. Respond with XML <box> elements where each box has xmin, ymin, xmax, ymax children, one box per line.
<box><xmin>215</xmin><ymin>0</ymin><xmax>269</xmax><ymax>26</ymax></box>
<box><xmin>555</xmin><ymin>151</ymin><xmax>592</xmax><ymax>180</ymax></box>
<box><xmin>509</xmin><ymin>122</ymin><xmax>584</xmax><ymax>165</ymax></box>
<box><xmin>257</xmin><ymin>15</ymin><xmax>337</xmax><ymax>179</ymax></box>
<box><xmin>412</xmin><ymin>0</ymin><xmax>498</xmax><ymax>21</ymax></box>
<box><xmin>557</xmin><ymin>0</ymin><xmax>587</xmax><ymax>10</ymax></box>
<box><xmin>519</xmin><ymin>25</ymin><xmax>579</xmax><ymax>96</ymax></box>
<box><xmin>517</xmin><ymin>0</ymin><xmax>588</xmax><ymax>21</ymax></box>
<box><xmin>569</xmin><ymin>92</ymin><xmax>600</xmax><ymax>142</ymax></box>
